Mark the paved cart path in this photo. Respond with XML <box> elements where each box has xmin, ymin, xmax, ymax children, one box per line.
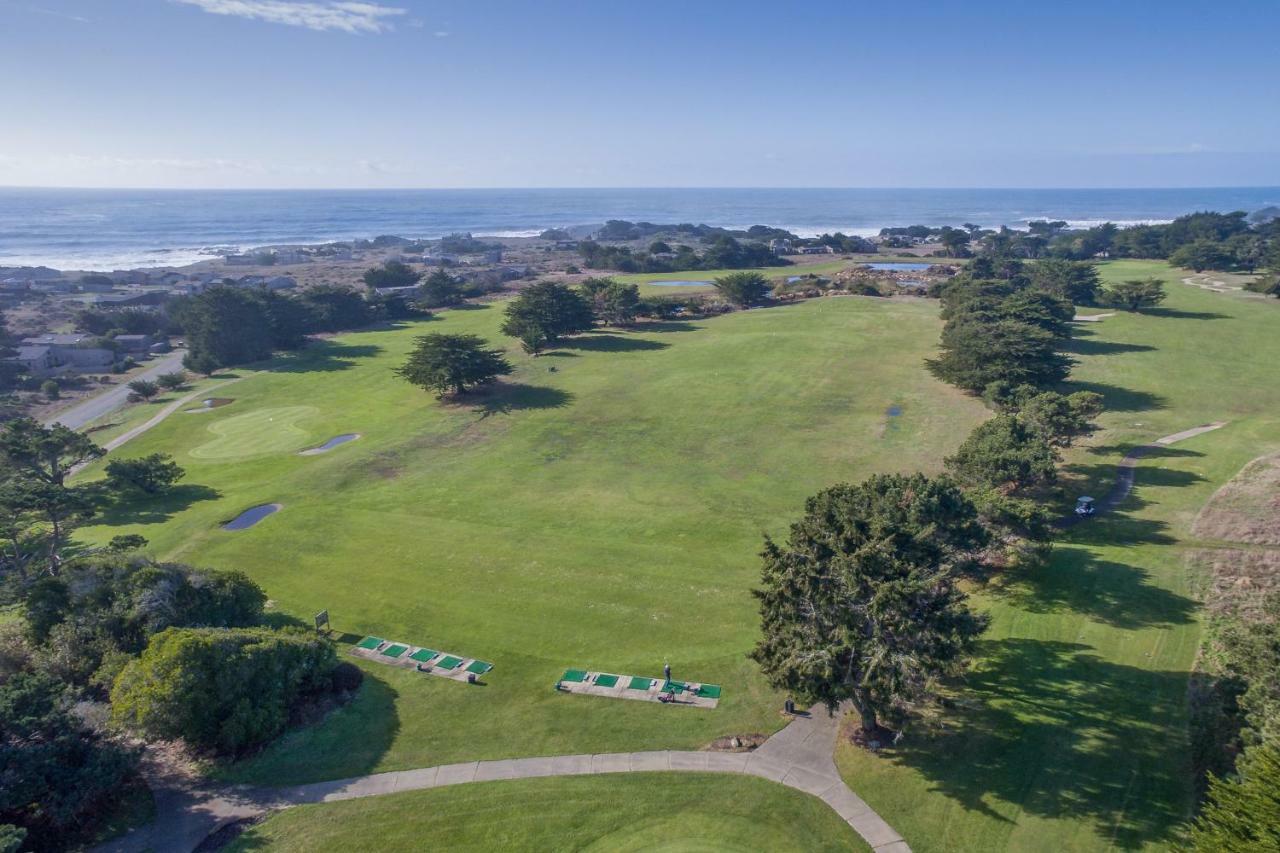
<box><xmin>1057</xmin><ymin>422</ymin><xmax>1228</xmax><ymax>529</ymax></box>
<box><xmin>99</xmin><ymin>703</ymin><xmax>909</xmax><ymax>853</ymax></box>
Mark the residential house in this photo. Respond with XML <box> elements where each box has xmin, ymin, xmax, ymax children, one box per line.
<box><xmin>12</xmin><ymin>334</ymin><xmax>115</xmax><ymax>375</ymax></box>
<box><xmin>113</xmin><ymin>334</ymin><xmax>154</xmax><ymax>353</ymax></box>
<box><xmin>12</xmin><ymin>345</ymin><xmax>57</xmax><ymax>377</ymax></box>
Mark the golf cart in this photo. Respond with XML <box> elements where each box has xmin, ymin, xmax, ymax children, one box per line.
<box><xmin>1074</xmin><ymin>496</ymin><xmax>1097</xmax><ymax>517</ymax></box>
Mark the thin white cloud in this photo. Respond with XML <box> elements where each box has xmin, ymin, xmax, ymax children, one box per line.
<box><xmin>19</xmin><ymin>4</ymin><xmax>91</xmax><ymax>23</ymax></box>
<box><xmin>170</xmin><ymin>0</ymin><xmax>406</xmax><ymax>34</ymax></box>
<box><xmin>432</xmin><ymin>30</ymin><xmax>448</xmax><ymax>37</ymax></box>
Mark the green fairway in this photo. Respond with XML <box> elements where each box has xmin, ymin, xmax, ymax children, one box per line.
<box><xmin>76</xmin><ymin>295</ymin><xmax>985</xmax><ymax>786</ymax></box>
<box><xmin>226</xmin><ymin>773</ymin><xmax>870</xmax><ymax>852</ymax></box>
<box><xmin>836</xmin><ymin>261</ymin><xmax>1280</xmax><ymax>851</ymax></box>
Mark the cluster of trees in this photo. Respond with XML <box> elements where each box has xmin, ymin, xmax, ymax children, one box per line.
<box><xmin>1</xmin><ymin>536</ymin><xmax>355</xmax><ymax>843</ymax></box>
<box><xmin>177</xmin><ymin>284</ymin><xmax>385</xmax><ymax>374</ymax></box>
<box><xmin>0</xmin><ymin>550</ymin><xmax>283</xmax><ymax>847</ymax></box>
<box><xmin>126</xmin><ymin>370</ymin><xmax>187</xmax><ymax>403</ymax></box>
<box><xmin>885</xmin><ymin>211</ymin><xmax>1280</xmax><ymax>279</ymax></box>
<box><xmin>1187</xmin><ymin>592</ymin><xmax>1280</xmax><ymax>848</ymax></box>
<box><xmin>0</xmin><ymin>419</ymin><xmax>187</xmax><ymax>577</ymax></box>
<box><xmin>928</xmin><ymin>264</ymin><xmax>1078</xmax><ymax>396</ymax></box>
<box><xmin>397</xmin><ymin>277</ymin><xmax>651</xmax><ymax>399</ymax></box>
<box><xmin>945</xmin><ymin>387</ymin><xmax>1101</xmax><ymax>540</ymax></box>
<box><xmin>1052</xmin><ymin>211</ymin><xmax>1280</xmax><ymax>273</ymax></box>
<box><xmin>74</xmin><ymin>307</ymin><xmax>170</xmax><ymax>338</ymax></box>
<box><xmin>0</xmin><ymin>672</ymin><xmax>139</xmax><ymax>850</ymax></box>
<box><xmin>112</xmin><ymin>626</ymin><xmax>343</xmax><ymax>755</ymax></box>
<box><xmin>579</xmin><ymin>235</ymin><xmax>786</xmax><ymax>274</ymax></box>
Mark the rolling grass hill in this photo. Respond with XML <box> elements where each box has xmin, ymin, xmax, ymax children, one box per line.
<box><xmin>77</xmin><ymin>293</ymin><xmax>986</xmax><ymax>786</ymax></box>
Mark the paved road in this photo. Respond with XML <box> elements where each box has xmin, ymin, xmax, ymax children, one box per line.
<box><xmin>1057</xmin><ymin>422</ymin><xmax>1228</xmax><ymax>529</ymax></box>
<box><xmin>98</xmin><ymin>704</ymin><xmax>909</xmax><ymax>853</ymax></box>
<box><xmin>42</xmin><ymin>351</ymin><xmax>187</xmax><ymax>431</ymax></box>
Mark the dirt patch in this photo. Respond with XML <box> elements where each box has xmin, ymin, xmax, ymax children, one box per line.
<box><xmin>1192</xmin><ymin>452</ymin><xmax>1280</xmax><ymax>546</ymax></box>
<box><xmin>839</xmin><ymin>715</ymin><xmax>899</xmax><ymax>751</ymax></box>
<box><xmin>706</xmin><ymin>733</ymin><xmax>767</xmax><ymax>752</ymax></box>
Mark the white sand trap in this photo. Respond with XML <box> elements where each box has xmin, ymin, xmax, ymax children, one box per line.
<box><xmin>1073</xmin><ymin>313</ymin><xmax>1115</xmax><ymax>322</ymax></box>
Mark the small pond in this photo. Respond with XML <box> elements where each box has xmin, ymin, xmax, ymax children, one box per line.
<box><xmin>886</xmin><ymin>405</ymin><xmax>903</xmax><ymax>417</ymax></box>
<box><xmin>647</xmin><ymin>280</ymin><xmax>712</xmax><ymax>287</ymax></box>
<box><xmin>300</xmin><ymin>433</ymin><xmax>361</xmax><ymax>455</ymax></box>
<box><xmin>222</xmin><ymin>503</ymin><xmax>282</xmax><ymax>531</ymax></box>
<box><xmin>863</xmin><ymin>262</ymin><xmax>931</xmax><ymax>271</ymax></box>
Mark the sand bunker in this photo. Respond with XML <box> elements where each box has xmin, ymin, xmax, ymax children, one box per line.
<box><xmin>299</xmin><ymin>433</ymin><xmax>361</xmax><ymax>456</ymax></box>
<box><xmin>222</xmin><ymin>503</ymin><xmax>282</xmax><ymax>531</ymax></box>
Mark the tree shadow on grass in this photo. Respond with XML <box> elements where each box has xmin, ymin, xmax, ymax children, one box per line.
<box><xmin>268</xmin><ymin>341</ymin><xmax>384</xmax><ymax>374</ymax></box>
<box><xmin>95</xmin><ymin>483</ymin><xmax>222</xmax><ymax>526</ymax></box>
<box><xmin>988</xmin><ymin>545</ymin><xmax>1197</xmax><ymax>630</ymax></box>
<box><xmin>882</xmin><ymin>638</ymin><xmax>1191</xmax><ymax>849</ymax></box>
<box><xmin>472</xmin><ymin>382</ymin><xmax>573</xmax><ymax>417</ymax></box>
<box><xmin>557</xmin><ymin>333</ymin><xmax>669</xmax><ymax>353</ymax></box>
<box><xmin>1060</xmin><ymin>381</ymin><xmax>1167</xmax><ymax>414</ymax></box>
<box><xmin>1142</xmin><ymin>307</ymin><xmax>1230</xmax><ymax>321</ymax></box>
<box><xmin>1063</xmin><ymin>331</ymin><xmax>1157</xmax><ymax>357</ymax></box>
<box><xmin>228</xmin><ymin>669</ymin><xmax>401</xmax><ymax>787</ymax></box>
<box><xmin>641</xmin><ymin>320</ymin><xmax>701</xmax><ymax>333</ymax></box>
<box><xmin>1085</xmin><ymin>444</ymin><xmax>1202</xmax><ymax>461</ymax></box>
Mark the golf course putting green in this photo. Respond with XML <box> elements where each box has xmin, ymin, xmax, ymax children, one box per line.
<box><xmin>190</xmin><ymin>406</ymin><xmax>318</xmax><ymax>460</ymax></box>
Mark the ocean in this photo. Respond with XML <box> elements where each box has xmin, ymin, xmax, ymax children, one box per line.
<box><xmin>1</xmin><ymin>186</ymin><xmax>1277</xmax><ymax>272</ymax></box>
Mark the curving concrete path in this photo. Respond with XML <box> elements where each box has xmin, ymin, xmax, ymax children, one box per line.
<box><xmin>98</xmin><ymin>704</ymin><xmax>908</xmax><ymax>853</ymax></box>
<box><xmin>1058</xmin><ymin>421</ymin><xmax>1228</xmax><ymax>529</ymax></box>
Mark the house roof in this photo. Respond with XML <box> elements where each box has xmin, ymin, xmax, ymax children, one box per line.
<box><xmin>22</xmin><ymin>334</ymin><xmax>89</xmax><ymax>346</ymax></box>
<box><xmin>14</xmin><ymin>345</ymin><xmax>51</xmax><ymax>360</ymax></box>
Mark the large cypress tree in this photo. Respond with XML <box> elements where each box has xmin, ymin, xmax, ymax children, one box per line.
<box><xmin>500</xmin><ymin>281</ymin><xmax>594</xmax><ymax>353</ymax></box>
<box><xmin>751</xmin><ymin>473</ymin><xmax>989</xmax><ymax>733</ymax></box>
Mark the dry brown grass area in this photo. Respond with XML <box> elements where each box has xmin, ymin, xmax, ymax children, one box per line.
<box><xmin>1192</xmin><ymin>453</ymin><xmax>1280</xmax><ymax>546</ymax></box>
<box><xmin>1187</xmin><ymin>548</ymin><xmax>1280</xmax><ymax>620</ymax></box>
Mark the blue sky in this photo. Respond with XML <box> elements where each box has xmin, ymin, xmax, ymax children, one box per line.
<box><xmin>1</xmin><ymin>0</ymin><xmax>1277</xmax><ymax>188</ymax></box>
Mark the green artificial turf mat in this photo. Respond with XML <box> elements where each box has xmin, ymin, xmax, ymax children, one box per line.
<box><xmin>662</xmin><ymin>681</ymin><xmax>686</xmax><ymax>694</ymax></box>
<box><xmin>594</xmin><ymin>674</ymin><xmax>619</xmax><ymax>688</ymax></box>
<box><xmin>409</xmin><ymin>649</ymin><xmax>437</xmax><ymax>663</ymax></box>
<box><xmin>380</xmin><ymin>644</ymin><xmax>408</xmax><ymax>658</ymax></box>
<box><xmin>465</xmin><ymin>660</ymin><xmax>492</xmax><ymax>675</ymax></box>
<box><xmin>561</xmin><ymin>669</ymin><xmax>588</xmax><ymax>683</ymax></box>
<box><xmin>697</xmin><ymin>684</ymin><xmax>722</xmax><ymax>699</ymax></box>
<box><xmin>356</xmin><ymin>636</ymin><xmax>383</xmax><ymax>651</ymax></box>
<box><xmin>434</xmin><ymin>655</ymin><xmax>463</xmax><ymax>670</ymax></box>
<box><xmin>627</xmin><ymin>676</ymin><xmax>653</xmax><ymax>691</ymax></box>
